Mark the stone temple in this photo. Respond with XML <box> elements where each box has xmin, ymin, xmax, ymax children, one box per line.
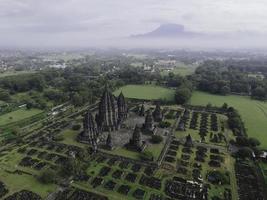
<box><xmin>78</xmin><ymin>86</ymin><xmax>128</xmax><ymax>150</ymax></box>
<box><xmin>117</xmin><ymin>92</ymin><xmax>128</xmax><ymax>123</ymax></box>
<box><xmin>143</xmin><ymin>110</ymin><xmax>154</xmax><ymax>132</ymax></box>
<box><xmin>153</xmin><ymin>104</ymin><xmax>163</xmax><ymax>122</ymax></box>
<box><xmin>127</xmin><ymin>125</ymin><xmax>143</xmax><ymax>151</ymax></box>
<box><xmin>97</xmin><ymin>87</ymin><xmax>127</xmax><ymax>131</ymax></box>
<box><xmin>78</xmin><ymin>111</ymin><xmax>99</xmax><ymax>151</ymax></box>
<box><xmin>97</xmin><ymin>87</ymin><xmax>119</xmax><ymax>131</ymax></box>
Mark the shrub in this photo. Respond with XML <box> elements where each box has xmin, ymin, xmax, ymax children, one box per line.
<box><xmin>158</xmin><ymin>121</ymin><xmax>171</xmax><ymax>128</ymax></box>
<box><xmin>37</xmin><ymin>169</ymin><xmax>56</xmax><ymax>184</ymax></box>
<box><xmin>150</xmin><ymin>135</ymin><xmax>163</xmax><ymax>144</ymax></box>
<box><xmin>175</xmin><ymin>87</ymin><xmax>192</xmax><ymax>104</ymax></box>
<box><xmin>207</xmin><ymin>170</ymin><xmax>229</xmax><ymax>185</ymax></box>
<box><xmin>140</xmin><ymin>151</ymin><xmax>154</xmax><ymax>161</ymax></box>
<box><xmin>53</xmin><ymin>135</ymin><xmax>64</xmax><ymax>141</ymax></box>
<box><xmin>235</xmin><ymin>147</ymin><xmax>253</xmax><ymax>159</ymax></box>
<box><xmin>72</xmin><ymin>124</ymin><xmax>81</xmax><ymax>130</ymax></box>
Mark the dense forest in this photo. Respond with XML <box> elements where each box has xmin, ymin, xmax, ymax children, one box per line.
<box><xmin>192</xmin><ymin>60</ymin><xmax>267</xmax><ymax>100</ymax></box>
<box><xmin>0</xmin><ymin>66</ymin><xmax>123</xmax><ymax>108</ymax></box>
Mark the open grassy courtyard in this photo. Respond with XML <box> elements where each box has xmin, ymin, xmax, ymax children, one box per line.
<box><xmin>114</xmin><ymin>85</ymin><xmax>175</xmax><ymax>102</ymax></box>
<box><xmin>190</xmin><ymin>91</ymin><xmax>267</xmax><ymax>149</ymax></box>
<box><xmin>0</xmin><ymin>108</ymin><xmax>43</xmax><ymax>127</ymax></box>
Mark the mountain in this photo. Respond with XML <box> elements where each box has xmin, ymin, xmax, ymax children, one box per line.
<box><xmin>131</xmin><ymin>24</ymin><xmax>201</xmax><ymax>39</ymax></box>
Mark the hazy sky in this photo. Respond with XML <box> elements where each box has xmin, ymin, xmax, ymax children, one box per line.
<box><xmin>1</xmin><ymin>0</ymin><xmax>267</xmax><ymax>48</ymax></box>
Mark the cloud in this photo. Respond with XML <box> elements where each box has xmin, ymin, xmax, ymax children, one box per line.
<box><xmin>1</xmin><ymin>0</ymin><xmax>267</xmax><ymax>48</ymax></box>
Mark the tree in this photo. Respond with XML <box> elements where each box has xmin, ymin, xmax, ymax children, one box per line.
<box><xmin>140</xmin><ymin>150</ymin><xmax>154</xmax><ymax>161</ymax></box>
<box><xmin>235</xmin><ymin>147</ymin><xmax>253</xmax><ymax>159</ymax></box>
<box><xmin>38</xmin><ymin>169</ymin><xmax>56</xmax><ymax>184</ymax></box>
<box><xmin>158</xmin><ymin>121</ymin><xmax>171</xmax><ymax>128</ymax></box>
<box><xmin>207</xmin><ymin>170</ymin><xmax>229</xmax><ymax>185</ymax></box>
<box><xmin>235</xmin><ymin>136</ymin><xmax>249</xmax><ymax>146</ymax></box>
<box><xmin>58</xmin><ymin>158</ymin><xmax>86</xmax><ymax>178</ymax></box>
<box><xmin>72</xmin><ymin>124</ymin><xmax>81</xmax><ymax>130</ymax></box>
<box><xmin>0</xmin><ymin>89</ymin><xmax>11</xmax><ymax>102</ymax></box>
<box><xmin>248</xmin><ymin>137</ymin><xmax>260</xmax><ymax>147</ymax></box>
<box><xmin>206</xmin><ymin>103</ymin><xmax>212</xmax><ymax>109</ymax></box>
<box><xmin>221</xmin><ymin>103</ymin><xmax>228</xmax><ymax>111</ymax></box>
<box><xmin>151</xmin><ymin>135</ymin><xmax>163</xmax><ymax>144</ymax></box>
<box><xmin>221</xmin><ymin>85</ymin><xmax>230</xmax><ymax>95</ymax></box>
<box><xmin>175</xmin><ymin>87</ymin><xmax>191</xmax><ymax>104</ymax></box>
<box><xmin>71</xmin><ymin>93</ymin><xmax>83</xmax><ymax>106</ymax></box>
<box><xmin>252</xmin><ymin>86</ymin><xmax>266</xmax><ymax>99</ymax></box>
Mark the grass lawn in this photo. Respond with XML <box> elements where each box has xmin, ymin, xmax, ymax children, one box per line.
<box><xmin>59</xmin><ymin>129</ymin><xmax>87</xmax><ymax>148</ymax></box>
<box><xmin>0</xmin><ymin>148</ymin><xmax>56</xmax><ymax>198</ymax></box>
<box><xmin>160</xmin><ymin>65</ymin><xmax>196</xmax><ymax>77</ymax></box>
<box><xmin>0</xmin><ymin>170</ymin><xmax>56</xmax><ymax>198</ymax></box>
<box><xmin>103</xmin><ymin>147</ymin><xmax>141</xmax><ymax>160</ymax></box>
<box><xmin>0</xmin><ymin>70</ymin><xmax>36</xmax><ymax>78</ymax></box>
<box><xmin>190</xmin><ymin>91</ymin><xmax>267</xmax><ymax>149</ymax></box>
<box><xmin>0</xmin><ymin>100</ymin><xmax>5</xmax><ymax>105</ymax></box>
<box><xmin>114</xmin><ymin>85</ymin><xmax>175</xmax><ymax>102</ymax></box>
<box><xmin>146</xmin><ymin>142</ymin><xmax>164</xmax><ymax>161</ymax></box>
<box><xmin>0</xmin><ymin>108</ymin><xmax>43</xmax><ymax>126</ymax></box>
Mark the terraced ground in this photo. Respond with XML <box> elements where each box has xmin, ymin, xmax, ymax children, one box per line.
<box><xmin>190</xmin><ymin>91</ymin><xmax>267</xmax><ymax>149</ymax></box>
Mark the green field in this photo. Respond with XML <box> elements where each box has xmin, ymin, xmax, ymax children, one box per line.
<box><xmin>0</xmin><ymin>100</ymin><xmax>5</xmax><ymax>105</ymax></box>
<box><xmin>160</xmin><ymin>61</ymin><xmax>197</xmax><ymax>77</ymax></box>
<box><xmin>190</xmin><ymin>91</ymin><xmax>267</xmax><ymax>149</ymax></box>
<box><xmin>0</xmin><ymin>108</ymin><xmax>43</xmax><ymax>126</ymax></box>
<box><xmin>160</xmin><ymin>66</ymin><xmax>196</xmax><ymax>77</ymax></box>
<box><xmin>114</xmin><ymin>85</ymin><xmax>175</xmax><ymax>101</ymax></box>
<box><xmin>0</xmin><ymin>70</ymin><xmax>36</xmax><ymax>78</ymax></box>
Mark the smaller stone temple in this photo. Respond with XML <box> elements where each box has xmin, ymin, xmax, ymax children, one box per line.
<box><xmin>153</xmin><ymin>104</ymin><xmax>163</xmax><ymax>122</ymax></box>
<box><xmin>127</xmin><ymin>125</ymin><xmax>143</xmax><ymax>151</ymax></box>
<box><xmin>105</xmin><ymin>133</ymin><xmax>113</xmax><ymax>150</ymax></box>
<box><xmin>143</xmin><ymin>110</ymin><xmax>154</xmax><ymax>132</ymax></box>
<box><xmin>177</xmin><ymin>122</ymin><xmax>185</xmax><ymax>131</ymax></box>
<box><xmin>117</xmin><ymin>92</ymin><xmax>128</xmax><ymax>123</ymax></box>
<box><xmin>139</xmin><ymin>104</ymin><xmax>145</xmax><ymax>116</ymax></box>
<box><xmin>78</xmin><ymin>111</ymin><xmax>99</xmax><ymax>152</ymax></box>
<box><xmin>185</xmin><ymin>134</ymin><xmax>193</xmax><ymax>147</ymax></box>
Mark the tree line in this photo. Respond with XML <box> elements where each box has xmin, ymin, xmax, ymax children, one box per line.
<box><xmin>191</xmin><ymin>60</ymin><xmax>267</xmax><ymax>100</ymax></box>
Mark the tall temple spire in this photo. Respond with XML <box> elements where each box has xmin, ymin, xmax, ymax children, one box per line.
<box><xmin>144</xmin><ymin>110</ymin><xmax>154</xmax><ymax>131</ymax></box>
<box><xmin>185</xmin><ymin>134</ymin><xmax>193</xmax><ymax>147</ymax></box>
<box><xmin>106</xmin><ymin>133</ymin><xmax>113</xmax><ymax>150</ymax></box>
<box><xmin>139</xmin><ymin>104</ymin><xmax>145</xmax><ymax>116</ymax></box>
<box><xmin>117</xmin><ymin>91</ymin><xmax>127</xmax><ymax>123</ymax></box>
<box><xmin>79</xmin><ymin>111</ymin><xmax>99</xmax><ymax>151</ymax></box>
<box><xmin>128</xmin><ymin>125</ymin><xmax>142</xmax><ymax>150</ymax></box>
<box><xmin>153</xmin><ymin>103</ymin><xmax>163</xmax><ymax>122</ymax></box>
<box><xmin>98</xmin><ymin>86</ymin><xmax>118</xmax><ymax>131</ymax></box>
